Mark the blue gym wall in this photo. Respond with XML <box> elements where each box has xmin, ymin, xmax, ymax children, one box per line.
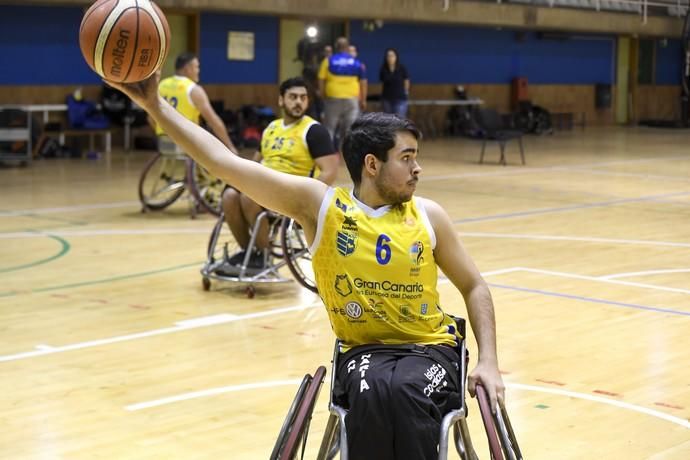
<box><xmin>351</xmin><ymin>20</ymin><xmax>616</xmax><ymax>85</ymax></box>
<box><xmin>655</xmin><ymin>39</ymin><xmax>682</xmax><ymax>85</ymax></box>
<box><xmin>198</xmin><ymin>12</ymin><xmax>278</xmax><ymax>84</ymax></box>
<box><xmin>0</xmin><ymin>6</ymin><xmax>278</xmax><ymax>85</ymax></box>
<box><xmin>0</xmin><ymin>5</ymin><xmax>680</xmax><ymax>87</ymax></box>
<box><xmin>0</xmin><ymin>6</ymin><xmax>99</xmax><ymax>85</ymax></box>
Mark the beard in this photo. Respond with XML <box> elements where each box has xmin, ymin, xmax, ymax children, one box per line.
<box><xmin>374</xmin><ymin>171</ymin><xmax>415</xmax><ymax>207</ymax></box>
<box><xmin>286</xmin><ymin>106</ymin><xmax>305</xmax><ymax>118</ymax></box>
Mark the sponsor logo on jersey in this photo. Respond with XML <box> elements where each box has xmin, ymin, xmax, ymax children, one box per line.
<box><xmin>398</xmin><ymin>304</ymin><xmax>415</xmax><ymax>322</ymax></box>
<box><xmin>367</xmin><ymin>298</ymin><xmax>387</xmax><ymax>321</ymax></box>
<box><xmin>409</xmin><ymin>240</ymin><xmax>425</xmax><ymax>265</ymax></box>
<box><xmin>336</xmin><ymin>215</ymin><xmax>358</xmax><ymax>256</ymax></box>
<box><xmin>345</xmin><ymin>302</ymin><xmax>363</xmax><ymax>319</ymax></box>
<box><xmin>421</xmin><ymin>303</ymin><xmax>428</xmax><ymax>315</ymax></box>
<box><xmin>353</xmin><ymin>277</ymin><xmax>424</xmax><ymax>300</ymax></box>
<box><xmin>335</xmin><ymin>274</ymin><xmax>353</xmax><ymax>297</ymax></box>
<box><xmin>335</xmin><ymin>197</ymin><xmax>348</xmax><ymax>213</ymax></box>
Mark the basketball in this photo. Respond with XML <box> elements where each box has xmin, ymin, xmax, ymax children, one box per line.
<box><xmin>79</xmin><ymin>0</ymin><xmax>170</xmax><ymax>83</ymax></box>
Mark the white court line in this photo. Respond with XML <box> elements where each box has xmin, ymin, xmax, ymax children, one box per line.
<box><xmin>515</xmin><ymin>267</ymin><xmax>690</xmax><ymax>296</ymax></box>
<box><xmin>0</xmin><ymin>301</ymin><xmax>321</xmax><ymax>363</ymax></box>
<box><xmin>125</xmin><ymin>379</ymin><xmax>303</xmax><ymax>411</ymax></box>
<box><xmin>2</xmin><ymin>154</ymin><xmax>685</xmax><ymax>218</ymax></box>
<box><xmin>508</xmin><ymin>383</ymin><xmax>690</xmax><ymax>430</ymax></box>
<box><xmin>124</xmin><ymin>378</ymin><xmax>690</xmax><ymax>430</ymax></box>
<box><xmin>421</xmin><ymin>154</ymin><xmax>690</xmax><ymax>183</ymax></box>
<box><xmin>175</xmin><ymin>314</ymin><xmax>239</xmax><ymax>327</ymax></box>
<box><xmin>0</xmin><ymin>228</ymin><xmax>212</xmax><ymax>239</ymax></box>
<box><xmin>460</xmin><ymin>231</ymin><xmax>690</xmax><ymax>249</ymax></box>
<box><xmin>601</xmin><ymin>268</ymin><xmax>690</xmax><ymax>280</ymax></box>
<box><xmin>552</xmin><ymin>166</ymin><xmax>690</xmax><ymax>183</ymax></box>
<box><xmin>0</xmin><ymin>201</ymin><xmax>139</xmax><ymax>217</ymax></box>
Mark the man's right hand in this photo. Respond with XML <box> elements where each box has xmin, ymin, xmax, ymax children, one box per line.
<box><xmin>104</xmin><ymin>71</ymin><xmax>162</xmax><ymax>114</ymax></box>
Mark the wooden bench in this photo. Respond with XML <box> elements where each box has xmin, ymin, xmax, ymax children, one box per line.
<box><xmin>58</xmin><ymin>129</ymin><xmax>112</xmax><ymax>157</ymax></box>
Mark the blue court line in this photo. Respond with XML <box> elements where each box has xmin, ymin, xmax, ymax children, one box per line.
<box><xmin>488</xmin><ymin>283</ymin><xmax>690</xmax><ymax>317</ymax></box>
<box><xmin>454</xmin><ymin>191</ymin><xmax>690</xmax><ymax>224</ymax></box>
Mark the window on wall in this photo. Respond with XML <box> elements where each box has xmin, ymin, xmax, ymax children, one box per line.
<box><xmin>638</xmin><ymin>39</ymin><xmax>654</xmax><ymax>85</ymax></box>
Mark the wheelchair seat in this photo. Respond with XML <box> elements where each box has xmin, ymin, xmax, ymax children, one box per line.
<box><xmin>316</xmin><ymin>316</ymin><xmax>523</xmax><ymax>460</ymax></box>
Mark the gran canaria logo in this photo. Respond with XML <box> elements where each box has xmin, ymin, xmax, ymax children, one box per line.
<box><xmin>335</xmin><ymin>274</ymin><xmax>353</xmax><ymax>297</ymax></box>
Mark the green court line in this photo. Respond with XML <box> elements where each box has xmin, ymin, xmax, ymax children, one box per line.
<box><xmin>0</xmin><ymin>233</ymin><xmax>71</xmax><ymax>274</ymax></box>
<box><xmin>0</xmin><ymin>261</ymin><xmax>202</xmax><ymax>298</ymax></box>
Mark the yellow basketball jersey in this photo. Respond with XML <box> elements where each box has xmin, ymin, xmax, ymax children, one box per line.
<box><xmin>311</xmin><ymin>187</ymin><xmax>460</xmax><ymax>351</ymax></box>
<box><xmin>156</xmin><ymin>75</ymin><xmax>200</xmax><ymax>135</ymax></box>
<box><xmin>260</xmin><ymin>116</ymin><xmax>320</xmax><ymax>177</ymax></box>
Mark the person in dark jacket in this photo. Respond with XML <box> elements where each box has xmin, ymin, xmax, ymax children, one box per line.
<box><xmin>379</xmin><ymin>48</ymin><xmax>410</xmax><ymax>118</ymax></box>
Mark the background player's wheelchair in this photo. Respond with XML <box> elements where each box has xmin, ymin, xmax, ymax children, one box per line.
<box><xmin>271</xmin><ymin>318</ymin><xmax>523</xmax><ymax>460</ymax></box>
<box><xmin>200</xmin><ymin>209</ymin><xmax>317</xmax><ymax>297</ymax></box>
<box><xmin>138</xmin><ymin>135</ymin><xmax>224</xmax><ymax>218</ymax></box>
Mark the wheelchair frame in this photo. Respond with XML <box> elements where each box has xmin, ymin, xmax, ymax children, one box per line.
<box><xmin>138</xmin><ymin>135</ymin><xmax>224</xmax><ymax>218</ymax></box>
<box><xmin>200</xmin><ymin>210</ymin><xmax>318</xmax><ymax>297</ymax></box>
<box><xmin>272</xmin><ymin>318</ymin><xmax>524</xmax><ymax>459</ymax></box>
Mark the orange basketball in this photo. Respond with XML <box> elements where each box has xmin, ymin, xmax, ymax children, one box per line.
<box><xmin>79</xmin><ymin>0</ymin><xmax>170</xmax><ymax>83</ymax></box>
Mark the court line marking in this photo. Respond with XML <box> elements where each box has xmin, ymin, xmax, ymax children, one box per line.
<box><xmin>0</xmin><ymin>233</ymin><xmax>70</xmax><ymax>273</ymax></box>
<box><xmin>487</xmin><ymin>283</ymin><xmax>690</xmax><ymax>317</ymax></box>
<box><xmin>509</xmin><ymin>383</ymin><xmax>690</xmax><ymax>429</ymax></box>
<box><xmin>513</xmin><ymin>267</ymin><xmax>690</xmax><ymax>296</ymax></box>
<box><xmin>600</xmin><ymin>268</ymin><xmax>690</xmax><ymax>280</ymax></box>
<box><xmin>1</xmin><ymin>154</ymin><xmax>685</xmax><ymax>218</ymax></box>
<box><xmin>459</xmin><ymin>232</ymin><xmax>690</xmax><ymax>249</ymax></box>
<box><xmin>0</xmin><ymin>301</ymin><xmax>321</xmax><ymax>363</ymax></box>
<box><xmin>0</xmin><ymin>261</ymin><xmax>203</xmax><ymax>298</ymax></box>
<box><xmin>421</xmin><ymin>154</ymin><xmax>690</xmax><ymax>183</ymax></box>
<box><xmin>0</xmin><ymin>228</ymin><xmax>211</xmax><ymax>239</ymax></box>
<box><xmin>3</xmin><ymin>265</ymin><xmax>685</xmax><ymax>363</ymax></box>
<box><xmin>453</xmin><ymin>191</ymin><xmax>690</xmax><ymax>224</ymax></box>
<box><xmin>552</xmin><ymin>166</ymin><xmax>690</xmax><ymax>183</ymax></box>
<box><xmin>123</xmin><ymin>379</ymin><xmax>690</xmax><ymax>431</ymax></box>
<box><xmin>125</xmin><ymin>379</ymin><xmax>304</xmax><ymax>411</ymax></box>
<box><xmin>0</xmin><ymin>201</ymin><xmax>139</xmax><ymax>217</ymax></box>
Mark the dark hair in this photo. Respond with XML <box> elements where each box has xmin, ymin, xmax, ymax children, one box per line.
<box><xmin>279</xmin><ymin>76</ymin><xmax>308</xmax><ymax>96</ymax></box>
<box><xmin>175</xmin><ymin>52</ymin><xmax>197</xmax><ymax>71</ymax></box>
<box><xmin>381</xmin><ymin>48</ymin><xmax>400</xmax><ymax>72</ymax></box>
<box><xmin>342</xmin><ymin>112</ymin><xmax>421</xmax><ymax>186</ymax></box>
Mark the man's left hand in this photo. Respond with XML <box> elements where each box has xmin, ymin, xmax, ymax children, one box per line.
<box><xmin>468</xmin><ymin>360</ymin><xmax>505</xmax><ymax>413</ymax></box>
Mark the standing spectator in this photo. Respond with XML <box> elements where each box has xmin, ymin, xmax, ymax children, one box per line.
<box><xmin>323</xmin><ymin>44</ymin><xmax>333</xmax><ymax>59</ymax></box>
<box><xmin>318</xmin><ymin>37</ymin><xmax>368</xmax><ymax>147</ymax></box>
<box><xmin>379</xmin><ymin>48</ymin><xmax>410</xmax><ymax>118</ymax></box>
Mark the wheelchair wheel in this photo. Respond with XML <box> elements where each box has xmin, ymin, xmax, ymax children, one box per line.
<box><xmin>186</xmin><ymin>159</ymin><xmax>223</xmax><ymax>216</ymax></box>
<box><xmin>281</xmin><ymin>218</ymin><xmax>318</xmax><ymax>294</ymax></box>
<box><xmin>138</xmin><ymin>152</ymin><xmax>186</xmax><ymax>210</ymax></box>
<box><xmin>476</xmin><ymin>385</ymin><xmax>522</xmax><ymax>460</ymax></box>
<box><xmin>271</xmin><ymin>375</ymin><xmax>311</xmax><ymax>460</ymax></box>
<box><xmin>272</xmin><ymin>366</ymin><xmax>327</xmax><ymax>460</ymax></box>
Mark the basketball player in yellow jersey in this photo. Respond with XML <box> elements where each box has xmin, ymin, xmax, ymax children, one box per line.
<box><xmin>219</xmin><ymin>77</ymin><xmax>339</xmax><ymax>274</ymax></box>
<box><xmin>156</xmin><ymin>52</ymin><xmax>235</xmax><ymax>150</ymax></box>
<box><xmin>110</xmin><ymin>75</ymin><xmax>504</xmax><ymax>460</ymax></box>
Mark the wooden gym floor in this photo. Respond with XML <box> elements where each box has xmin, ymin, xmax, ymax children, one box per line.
<box><xmin>1</xmin><ymin>126</ymin><xmax>689</xmax><ymax>459</ymax></box>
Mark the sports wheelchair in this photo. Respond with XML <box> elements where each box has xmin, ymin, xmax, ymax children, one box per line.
<box><xmin>200</xmin><ymin>208</ymin><xmax>317</xmax><ymax>298</ymax></box>
<box><xmin>271</xmin><ymin>318</ymin><xmax>523</xmax><ymax>459</ymax></box>
<box><xmin>138</xmin><ymin>135</ymin><xmax>225</xmax><ymax>218</ymax></box>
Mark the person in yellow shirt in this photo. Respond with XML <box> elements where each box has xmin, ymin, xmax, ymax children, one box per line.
<box><xmin>219</xmin><ymin>77</ymin><xmax>339</xmax><ymax>274</ymax></box>
<box><xmin>318</xmin><ymin>37</ymin><xmax>367</xmax><ymax>148</ymax></box>
<box><xmin>109</xmin><ymin>75</ymin><xmax>505</xmax><ymax>460</ymax></box>
<box><xmin>156</xmin><ymin>52</ymin><xmax>235</xmax><ymax>150</ymax></box>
